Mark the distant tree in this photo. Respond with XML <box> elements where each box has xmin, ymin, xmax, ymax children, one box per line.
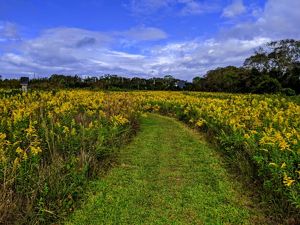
<box><xmin>203</xmin><ymin>66</ymin><xmax>247</xmax><ymax>92</ymax></box>
<box><xmin>0</xmin><ymin>78</ymin><xmax>19</xmax><ymax>88</ymax></box>
<box><xmin>253</xmin><ymin>76</ymin><xmax>282</xmax><ymax>94</ymax></box>
<box><xmin>192</xmin><ymin>76</ymin><xmax>206</xmax><ymax>91</ymax></box>
<box><xmin>244</xmin><ymin>39</ymin><xmax>300</xmax><ymax>73</ymax></box>
<box><xmin>244</xmin><ymin>47</ymin><xmax>270</xmax><ymax>72</ymax></box>
<box><xmin>163</xmin><ymin>75</ymin><xmax>174</xmax><ymax>80</ymax></box>
<box><xmin>163</xmin><ymin>75</ymin><xmax>176</xmax><ymax>90</ymax></box>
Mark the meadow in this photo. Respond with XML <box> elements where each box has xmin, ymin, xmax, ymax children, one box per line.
<box><xmin>0</xmin><ymin>89</ymin><xmax>299</xmax><ymax>224</ymax></box>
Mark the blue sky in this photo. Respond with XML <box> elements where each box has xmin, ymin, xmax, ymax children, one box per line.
<box><xmin>0</xmin><ymin>0</ymin><xmax>299</xmax><ymax>80</ymax></box>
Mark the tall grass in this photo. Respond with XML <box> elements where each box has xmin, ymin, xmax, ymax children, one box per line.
<box><xmin>0</xmin><ymin>90</ymin><xmax>140</xmax><ymax>224</ymax></box>
<box><xmin>138</xmin><ymin>91</ymin><xmax>300</xmax><ymax>218</ymax></box>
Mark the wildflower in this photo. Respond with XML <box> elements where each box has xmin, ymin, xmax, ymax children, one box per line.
<box><xmin>283</xmin><ymin>173</ymin><xmax>295</xmax><ymax>187</ymax></box>
<box><xmin>71</xmin><ymin>128</ymin><xmax>76</xmax><ymax>136</ymax></box>
<box><xmin>292</xmin><ymin>139</ymin><xmax>297</xmax><ymax>145</ymax></box>
<box><xmin>16</xmin><ymin>147</ymin><xmax>28</xmax><ymax>160</ymax></box>
<box><xmin>63</xmin><ymin>126</ymin><xmax>70</xmax><ymax>134</ymax></box>
<box><xmin>278</xmin><ymin>140</ymin><xmax>290</xmax><ymax>151</ymax></box>
<box><xmin>13</xmin><ymin>157</ymin><xmax>20</xmax><ymax>171</ymax></box>
<box><xmin>113</xmin><ymin>115</ymin><xmax>129</xmax><ymax>126</ymax></box>
<box><xmin>16</xmin><ymin>147</ymin><xmax>23</xmax><ymax>154</ymax></box>
<box><xmin>195</xmin><ymin>119</ymin><xmax>205</xmax><ymax>127</ymax></box>
<box><xmin>30</xmin><ymin>146</ymin><xmax>42</xmax><ymax>155</ymax></box>
<box><xmin>244</xmin><ymin>133</ymin><xmax>250</xmax><ymax>139</ymax></box>
<box><xmin>0</xmin><ymin>133</ymin><xmax>6</xmax><ymax>140</ymax></box>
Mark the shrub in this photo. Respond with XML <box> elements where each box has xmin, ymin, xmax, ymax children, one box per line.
<box><xmin>281</xmin><ymin>88</ymin><xmax>297</xmax><ymax>96</ymax></box>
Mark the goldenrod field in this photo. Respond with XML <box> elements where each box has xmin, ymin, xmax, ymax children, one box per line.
<box><xmin>140</xmin><ymin>92</ymin><xmax>300</xmax><ymax>200</ymax></box>
<box><xmin>0</xmin><ymin>90</ymin><xmax>299</xmax><ymax>223</ymax></box>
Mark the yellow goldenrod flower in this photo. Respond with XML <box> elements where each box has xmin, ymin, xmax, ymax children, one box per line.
<box><xmin>283</xmin><ymin>173</ymin><xmax>295</xmax><ymax>187</ymax></box>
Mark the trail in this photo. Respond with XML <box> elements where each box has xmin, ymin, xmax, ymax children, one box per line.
<box><xmin>66</xmin><ymin>114</ymin><xmax>267</xmax><ymax>225</ymax></box>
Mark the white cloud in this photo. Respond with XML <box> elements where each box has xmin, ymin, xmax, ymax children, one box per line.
<box><xmin>179</xmin><ymin>0</ymin><xmax>219</xmax><ymax>15</ymax></box>
<box><xmin>222</xmin><ymin>0</ymin><xmax>246</xmax><ymax>18</ymax></box>
<box><xmin>179</xmin><ymin>0</ymin><xmax>203</xmax><ymax>14</ymax></box>
<box><xmin>223</xmin><ymin>0</ymin><xmax>300</xmax><ymax>39</ymax></box>
<box><xmin>0</xmin><ymin>21</ymin><xmax>20</xmax><ymax>41</ymax></box>
<box><xmin>0</xmin><ymin>26</ymin><xmax>159</xmax><ymax>77</ymax></box>
<box><xmin>144</xmin><ymin>37</ymin><xmax>270</xmax><ymax>80</ymax></box>
<box><xmin>127</xmin><ymin>0</ymin><xmax>174</xmax><ymax>16</ymax></box>
<box><xmin>127</xmin><ymin>0</ymin><xmax>220</xmax><ymax>16</ymax></box>
<box><xmin>256</xmin><ymin>0</ymin><xmax>300</xmax><ymax>38</ymax></box>
<box><xmin>119</xmin><ymin>26</ymin><xmax>167</xmax><ymax>41</ymax></box>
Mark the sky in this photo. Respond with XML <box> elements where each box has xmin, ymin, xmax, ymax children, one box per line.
<box><xmin>0</xmin><ymin>0</ymin><xmax>300</xmax><ymax>80</ymax></box>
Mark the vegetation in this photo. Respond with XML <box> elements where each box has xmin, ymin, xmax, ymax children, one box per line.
<box><xmin>0</xmin><ymin>38</ymin><xmax>299</xmax><ymax>224</ymax></box>
<box><xmin>0</xmin><ymin>90</ymin><xmax>140</xmax><ymax>224</ymax></box>
<box><xmin>137</xmin><ymin>91</ymin><xmax>300</xmax><ymax>217</ymax></box>
<box><xmin>0</xmin><ymin>74</ymin><xmax>191</xmax><ymax>91</ymax></box>
<box><xmin>66</xmin><ymin>114</ymin><xmax>269</xmax><ymax>225</ymax></box>
<box><xmin>0</xmin><ymin>90</ymin><xmax>299</xmax><ymax>224</ymax></box>
<box><xmin>193</xmin><ymin>39</ymin><xmax>300</xmax><ymax>94</ymax></box>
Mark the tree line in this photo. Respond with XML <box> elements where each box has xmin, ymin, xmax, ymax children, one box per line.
<box><xmin>0</xmin><ymin>39</ymin><xmax>299</xmax><ymax>95</ymax></box>
<box><xmin>0</xmin><ymin>74</ymin><xmax>192</xmax><ymax>91</ymax></box>
<box><xmin>193</xmin><ymin>39</ymin><xmax>300</xmax><ymax>95</ymax></box>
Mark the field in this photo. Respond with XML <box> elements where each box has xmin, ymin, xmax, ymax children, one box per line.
<box><xmin>0</xmin><ymin>90</ymin><xmax>299</xmax><ymax>224</ymax></box>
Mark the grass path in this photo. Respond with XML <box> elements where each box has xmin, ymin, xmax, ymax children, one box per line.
<box><xmin>66</xmin><ymin>114</ymin><xmax>267</xmax><ymax>225</ymax></box>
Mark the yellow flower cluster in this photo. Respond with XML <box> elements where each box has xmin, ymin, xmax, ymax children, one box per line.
<box><xmin>112</xmin><ymin>115</ymin><xmax>129</xmax><ymax>126</ymax></box>
<box><xmin>0</xmin><ymin>89</ymin><xmax>299</xmax><ymax>208</ymax></box>
<box><xmin>0</xmin><ymin>90</ymin><xmax>140</xmax><ymax>189</ymax></box>
<box><xmin>130</xmin><ymin>91</ymin><xmax>300</xmax><ymax>206</ymax></box>
<box><xmin>0</xmin><ymin>133</ymin><xmax>9</xmax><ymax>163</ymax></box>
<box><xmin>283</xmin><ymin>172</ymin><xmax>295</xmax><ymax>187</ymax></box>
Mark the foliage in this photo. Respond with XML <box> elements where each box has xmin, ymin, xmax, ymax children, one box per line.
<box><xmin>243</xmin><ymin>39</ymin><xmax>300</xmax><ymax>93</ymax></box>
<box><xmin>137</xmin><ymin>91</ymin><xmax>300</xmax><ymax>215</ymax></box>
<box><xmin>0</xmin><ymin>90</ymin><xmax>140</xmax><ymax>224</ymax></box>
<box><xmin>254</xmin><ymin>76</ymin><xmax>282</xmax><ymax>94</ymax></box>
<box><xmin>244</xmin><ymin>39</ymin><xmax>300</xmax><ymax>73</ymax></box>
<box><xmin>0</xmin><ymin>74</ymin><xmax>191</xmax><ymax>91</ymax></box>
<box><xmin>281</xmin><ymin>88</ymin><xmax>297</xmax><ymax>96</ymax></box>
<box><xmin>67</xmin><ymin>115</ymin><xmax>268</xmax><ymax>225</ymax></box>
<box><xmin>192</xmin><ymin>39</ymin><xmax>300</xmax><ymax>94</ymax></box>
<box><xmin>1</xmin><ymin>90</ymin><xmax>300</xmax><ymax>223</ymax></box>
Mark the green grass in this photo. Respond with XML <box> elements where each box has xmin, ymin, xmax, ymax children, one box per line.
<box><xmin>65</xmin><ymin>114</ymin><xmax>268</xmax><ymax>225</ymax></box>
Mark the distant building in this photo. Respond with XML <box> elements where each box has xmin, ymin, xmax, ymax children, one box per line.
<box><xmin>20</xmin><ymin>77</ymin><xmax>29</xmax><ymax>92</ymax></box>
<box><xmin>175</xmin><ymin>80</ymin><xmax>187</xmax><ymax>89</ymax></box>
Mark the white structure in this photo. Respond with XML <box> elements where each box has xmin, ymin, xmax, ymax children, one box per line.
<box><xmin>20</xmin><ymin>77</ymin><xmax>29</xmax><ymax>92</ymax></box>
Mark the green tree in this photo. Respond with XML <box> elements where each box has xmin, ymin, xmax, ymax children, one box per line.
<box><xmin>244</xmin><ymin>39</ymin><xmax>300</xmax><ymax>73</ymax></box>
<box><xmin>244</xmin><ymin>39</ymin><xmax>300</xmax><ymax>93</ymax></box>
<box><xmin>253</xmin><ymin>76</ymin><xmax>282</xmax><ymax>94</ymax></box>
<box><xmin>203</xmin><ymin>66</ymin><xmax>247</xmax><ymax>92</ymax></box>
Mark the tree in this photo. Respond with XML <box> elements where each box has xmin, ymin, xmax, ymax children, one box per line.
<box><xmin>244</xmin><ymin>47</ymin><xmax>270</xmax><ymax>72</ymax></box>
<box><xmin>202</xmin><ymin>66</ymin><xmax>247</xmax><ymax>92</ymax></box>
<box><xmin>163</xmin><ymin>75</ymin><xmax>176</xmax><ymax>90</ymax></box>
<box><xmin>244</xmin><ymin>39</ymin><xmax>300</xmax><ymax>74</ymax></box>
<box><xmin>254</xmin><ymin>76</ymin><xmax>282</xmax><ymax>94</ymax></box>
<box><xmin>192</xmin><ymin>76</ymin><xmax>206</xmax><ymax>91</ymax></box>
<box><xmin>244</xmin><ymin>39</ymin><xmax>300</xmax><ymax>93</ymax></box>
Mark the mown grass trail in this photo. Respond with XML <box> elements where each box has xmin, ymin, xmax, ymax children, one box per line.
<box><xmin>66</xmin><ymin>114</ymin><xmax>268</xmax><ymax>225</ymax></box>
